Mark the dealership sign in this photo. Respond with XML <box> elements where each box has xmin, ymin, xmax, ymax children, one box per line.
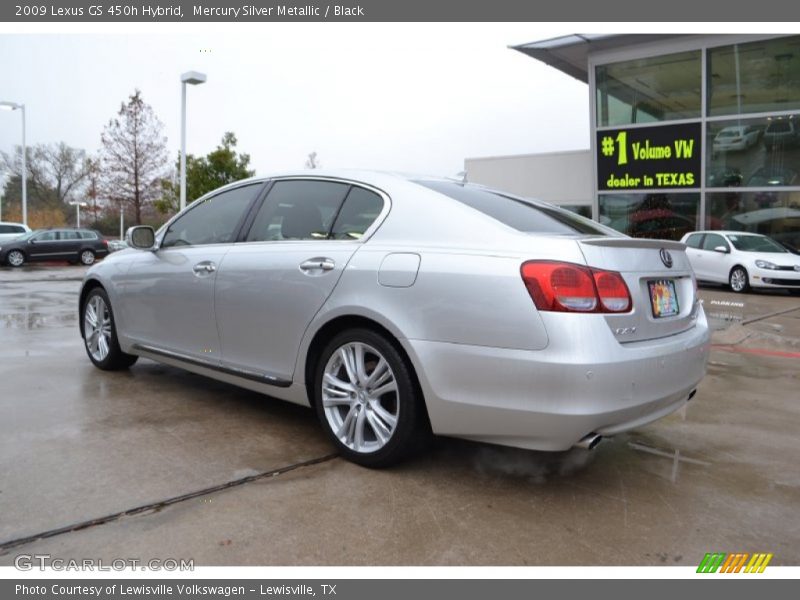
<box><xmin>597</xmin><ymin>123</ymin><xmax>701</xmax><ymax>191</ymax></box>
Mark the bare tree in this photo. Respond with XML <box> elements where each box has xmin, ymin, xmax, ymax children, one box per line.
<box><xmin>100</xmin><ymin>90</ymin><xmax>169</xmax><ymax>225</ymax></box>
<box><xmin>35</xmin><ymin>143</ymin><xmax>89</xmax><ymax>204</ymax></box>
<box><xmin>305</xmin><ymin>151</ymin><xmax>321</xmax><ymax>169</ymax></box>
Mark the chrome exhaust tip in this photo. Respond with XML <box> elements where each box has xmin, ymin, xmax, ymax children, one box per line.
<box><xmin>574</xmin><ymin>433</ymin><xmax>603</xmax><ymax>450</ymax></box>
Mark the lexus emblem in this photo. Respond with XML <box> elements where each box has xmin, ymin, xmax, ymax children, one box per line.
<box><xmin>795</xmin><ymin>265</ymin><xmax>800</xmax><ymax>272</ymax></box>
<box><xmin>659</xmin><ymin>248</ymin><xmax>673</xmax><ymax>268</ymax></box>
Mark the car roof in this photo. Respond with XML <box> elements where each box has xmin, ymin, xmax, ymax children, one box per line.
<box><xmin>199</xmin><ymin>169</ymin><xmax>463</xmax><ymax>198</ymax></box>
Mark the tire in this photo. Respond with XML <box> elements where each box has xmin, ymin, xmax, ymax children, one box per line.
<box><xmin>81</xmin><ymin>287</ymin><xmax>138</xmax><ymax>370</ymax></box>
<box><xmin>79</xmin><ymin>249</ymin><xmax>96</xmax><ymax>266</ymax></box>
<box><xmin>729</xmin><ymin>266</ymin><xmax>750</xmax><ymax>293</ymax></box>
<box><xmin>314</xmin><ymin>328</ymin><xmax>428</xmax><ymax>468</ymax></box>
<box><xmin>6</xmin><ymin>250</ymin><xmax>25</xmax><ymax>267</ymax></box>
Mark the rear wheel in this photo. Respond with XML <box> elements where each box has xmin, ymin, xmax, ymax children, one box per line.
<box><xmin>79</xmin><ymin>249</ymin><xmax>96</xmax><ymax>266</ymax></box>
<box><xmin>729</xmin><ymin>266</ymin><xmax>750</xmax><ymax>293</ymax></box>
<box><xmin>6</xmin><ymin>250</ymin><xmax>25</xmax><ymax>267</ymax></box>
<box><xmin>82</xmin><ymin>287</ymin><xmax>138</xmax><ymax>370</ymax></box>
<box><xmin>314</xmin><ymin>328</ymin><xmax>427</xmax><ymax>468</ymax></box>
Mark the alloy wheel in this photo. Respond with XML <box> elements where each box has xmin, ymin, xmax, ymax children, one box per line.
<box><xmin>8</xmin><ymin>251</ymin><xmax>24</xmax><ymax>267</ymax></box>
<box><xmin>731</xmin><ymin>268</ymin><xmax>747</xmax><ymax>292</ymax></box>
<box><xmin>81</xmin><ymin>250</ymin><xmax>96</xmax><ymax>265</ymax></box>
<box><xmin>321</xmin><ymin>342</ymin><xmax>399</xmax><ymax>454</ymax></box>
<box><xmin>84</xmin><ymin>295</ymin><xmax>112</xmax><ymax>362</ymax></box>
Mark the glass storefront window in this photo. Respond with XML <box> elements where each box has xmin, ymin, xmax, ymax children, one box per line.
<box><xmin>708</xmin><ymin>36</ymin><xmax>800</xmax><ymax>117</ymax></box>
<box><xmin>596</xmin><ymin>51</ymin><xmax>701</xmax><ymax>127</ymax></box>
<box><xmin>706</xmin><ymin>191</ymin><xmax>800</xmax><ymax>251</ymax></box>
<box><xmin>598</xmin><ymin>193</ymin><xmax>700</xmax><ymax>241</ymax></box>
<box><xmin>707</xmin><ymin>114</ymin><xmax>800</xmax><ymax>188</ymax></box>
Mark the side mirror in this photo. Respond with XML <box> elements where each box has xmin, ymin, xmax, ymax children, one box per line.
<box><xmin>713</xmin><ymin>245</ymin><xmax>729</xmax><ymax>254</ymax></box>
<box><xmin>126</xmin><ymin>226</ymin><xmax>156</xmax><ymax>250</ymax></box>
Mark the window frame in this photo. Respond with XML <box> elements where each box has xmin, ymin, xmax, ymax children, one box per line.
<box><xmin>238</xmin><ymin>176</ymin><xmax>391</xmax><ymax>245</ymax></box>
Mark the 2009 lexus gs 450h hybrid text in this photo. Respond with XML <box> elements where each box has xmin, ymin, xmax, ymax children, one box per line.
<box><xmin>79</xmin><ymin>171</ymin><xmax>710</xmax><ymax>467</ymax></box>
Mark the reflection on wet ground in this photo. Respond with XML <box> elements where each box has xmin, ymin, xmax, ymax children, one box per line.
<box><xmin>0</xmin><ymin>270</ymin><xmax>798</xmax><ymax>565</ymax></box>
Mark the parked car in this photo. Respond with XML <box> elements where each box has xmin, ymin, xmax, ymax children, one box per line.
<box><xmin>79</xmin><ymin>172</ymin><xmax>710</xmax><ymax>467</ymax></box>
<box><xmin>746</xmin><ymin>166</ymin><xmax>798</xmax><ymax>187</ymax></box>
<box><xmin>1</xmin><ymin>227</ymin><xmax>109</xmax><ymax>267</ymax></box>
<box><xmin>0</xmin><ymin>221</ymin><xmax>31</xmax><ymax>243</ymax></box>
<box><xmin>682</xmin><ymin>230</ymin><xmax>800</xmax><ymax>293</ymax></box>
<box><xmin>706</xmin><ymin>166</ymin><xmax>743</xmax><ymax>187</ymax></box>
<box><xmin>713</xmin><ymin>125</ymin><xmax>761</xmax><ymax>152</ymax></box>
<box><xmin>763</xmin><ymin>118</ymin><xmax>799</xmax><ymax>150</ymax></box>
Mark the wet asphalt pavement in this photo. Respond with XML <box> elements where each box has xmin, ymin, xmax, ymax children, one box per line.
<box><xmin>0</xmin><ymin>265</ymin><xmax>799</xmax><ymax>565</ymax></box>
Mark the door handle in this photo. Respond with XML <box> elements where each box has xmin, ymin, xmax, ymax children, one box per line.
<box><xmin>192</xmin><ymin>262</ymin><xmax>217</xmax><ymax>275</ymax></box>
<box><xmin>299</xmin><ymin>258</ymin><xmax>335</xmax><ymax>272</ymax></box>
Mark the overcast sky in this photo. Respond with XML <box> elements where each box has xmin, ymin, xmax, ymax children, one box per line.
<box><xmin>0</xmin><ymin>24</ymin><xmax>590</xmax><ymax>180</ymax></box>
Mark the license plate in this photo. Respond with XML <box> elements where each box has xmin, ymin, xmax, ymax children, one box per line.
<box><xmin>648</xmin><ymin>279</ymin><xmax>680</xmax><ymax>318</ymax></box>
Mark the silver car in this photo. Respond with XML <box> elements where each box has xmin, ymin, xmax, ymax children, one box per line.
<box><xmin>79</xmin><ymin>171</ymin><xmax>710</xmax><ymax>467</ymax></box>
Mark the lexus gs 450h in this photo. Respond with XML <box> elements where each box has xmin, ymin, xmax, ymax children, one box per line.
<box><xmin>79</xmin><ymin>171</ymin><xmax>710</xmax><ymax>467</ymax></box>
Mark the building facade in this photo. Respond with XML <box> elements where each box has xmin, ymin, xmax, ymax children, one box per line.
<box><xmin>470</xmin><ymin>34</ymin><xmax>800</xmax><ymax>249</ymax></box>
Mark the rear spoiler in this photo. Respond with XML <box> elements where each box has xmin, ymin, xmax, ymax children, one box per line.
<box><xmin>580</xmin><ymin>237</ymin><xmax>686</xmax><ymax>251</ymax></box>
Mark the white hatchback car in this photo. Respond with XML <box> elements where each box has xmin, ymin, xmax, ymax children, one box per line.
<box><xmin>681</xmin><ymin>230</ymin><xmax>800</xmax><ymax>294</ymax></box>
<box><xmin>0</xmin><ymin>221</ymin><xmax>30</xmax><ymax>244</ymax></box>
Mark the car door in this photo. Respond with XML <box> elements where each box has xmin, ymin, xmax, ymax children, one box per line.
<box><xmin>26</xmin><ymin>230</ymin><xmax>61</xmax><ymax>260</ymax></box>
<box><xmin>698</xmin><ymin>232</ymin><xmax>731</xmax><ymax>283</ymax></box>
<box><xmin>215</xmin><ymin>179</ymin><xmax>387</xmax><ymax>383</ymax></box>
<box><xmin>117</xmin><ymin>182</ymin><xmax>263</xmax><ymax>362</ymax></box>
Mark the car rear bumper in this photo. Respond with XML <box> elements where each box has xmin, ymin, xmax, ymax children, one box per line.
<box><xmin>405</xmin><ymin>307</ymin><xmax>711</xmax><ymax>451</ymax></box>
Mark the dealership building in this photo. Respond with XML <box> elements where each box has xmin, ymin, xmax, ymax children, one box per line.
<box><xmin>467</xmin><ymin>34</ymin><xmax>800</xmax><ymax>248</ymax></box>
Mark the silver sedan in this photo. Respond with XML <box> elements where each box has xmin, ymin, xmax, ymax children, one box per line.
<box><xmin>79</xmin><ymin>171</ymin><xmax>710</xmax><ymax>467</ymax></box>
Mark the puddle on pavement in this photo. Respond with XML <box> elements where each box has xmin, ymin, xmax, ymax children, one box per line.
<box><xmin>1</xmin><ymin>310</ymin><xmax>77</xmax><ymax>329</ymax></box>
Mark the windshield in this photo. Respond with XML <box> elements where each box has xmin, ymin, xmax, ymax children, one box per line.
<box><xmin>14</xmin><ymin>230</ymin><xmax>38</xmax><ymax>241</ymax></box>
<box><xmin>727</xmin><ymin>234</ymin><xmax>786</xmax><ymax>253</ymax></box>
<box><xmin>415</xmin><ymin>180</ymin><xmax>616</xmax><ymax>236</ymax></box>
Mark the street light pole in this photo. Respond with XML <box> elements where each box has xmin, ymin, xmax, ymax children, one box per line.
<box><xmin>0</xmin><ymin>101</ymin><xmax>27</xmax><ymax>226</ymax></box>
<box><xmin>69</xmin><ymin>201</ymin><xmax>87</xmax><ymax>228</ymax></box>
<box><xmin>179</xmin><ymin>71</ymin><xmax>207</xmax><ymax>212</ymax></box>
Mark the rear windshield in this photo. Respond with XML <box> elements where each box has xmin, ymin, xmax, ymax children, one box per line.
<box><xmin>416</xmin><ymin>181</ymin><xmax>611</xmax><ymax>236</ymax></box>
<box><xmin>727</xmin><ymin>234</ymin><xmax>786</xmax><ymax>253</ymax></box>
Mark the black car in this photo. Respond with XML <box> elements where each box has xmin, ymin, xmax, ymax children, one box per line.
<box><xmin>0</xmin><ymin>228</ymin><xmax>109</xmax><ymax>267</ymax></box>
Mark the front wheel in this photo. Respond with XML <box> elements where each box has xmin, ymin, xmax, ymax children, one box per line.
<box><xmin>314</xmin><ymin>328</ymin><xmax>428</xmax><ymax>468</ymax></box>
<box><xmin>79</xmin><ymin>249</ymin><xmax>96</xmax><ymax>266</ymax></box>
<box><xmin>6</xmin><ymin>250</ymin><xmax>25</xmax><ymax>267</ymax></box>
<box><xmin>82</xmin><ymin>287</ymin><xmax>138</xmax><ymax>370</ymax></box>
<box><xmin>729</xmin><ymin>266</ymin><xmax>750</xmax><ymax>293</ymax></box>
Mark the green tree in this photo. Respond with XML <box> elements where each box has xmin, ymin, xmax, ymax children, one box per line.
<box><xmin>156</xmin><ymin>132</ymin><xmax>255</xmax><ymax>215</ymax></box>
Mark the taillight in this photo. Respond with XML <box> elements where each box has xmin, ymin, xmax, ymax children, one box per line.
<box><xmin>520</xmin><ymin>261</ymin><xmax>632</xmax><ymax>313</ymax></box>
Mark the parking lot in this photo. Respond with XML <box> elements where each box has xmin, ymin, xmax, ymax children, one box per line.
<box><xmin>1</xmin><ymin>265</ymin><xmax>799</xmax><ymax>566</ymax></box>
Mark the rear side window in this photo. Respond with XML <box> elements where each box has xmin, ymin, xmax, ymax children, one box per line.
<box><xmin>79</xmin><ymin>231</ymin><xmax>97</xmax><ymax>240</ymax></box>
<box><xmin>246</xmin><ymin>180</ymin><xmax>350</xmax><ymax>242</ymax></box>
<box><xmin>330</xmin><ymin>187</ymin><xmax>384</xmax><ymax>240</ymax></box>
<box><xmin>61</xmin><ymin>231</ymin><xmax>80</xmax><ymax>240</ymax></box>
<box><xmin>416</xmin><ymin>181</ymin><xmax>610</xmax><ymax>235</ymax></box>
<box><xmin>162</xmin><ymin>183</ymin><xmax>261</xmax><ymax>248</ymax></box>
<box><xmin>684</xmin><ymin>233</ymin><xmax>704</xmax><ymax>248</ymax></box>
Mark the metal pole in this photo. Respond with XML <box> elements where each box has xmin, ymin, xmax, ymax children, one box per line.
<box><xmin>179</xmin><ymin>82</ymin><xmax>187</xmax><ymax>212</ymax></box>
<box><xmin>119</xmin><ymin>204</ymin><xmax>124</xmax><ymax>240</ymax></box>
<box><xmin>21</xmin><ymin>104</ymin><xmax>27</xmax><ymax>227</ymax></box>
<box><xmin>76</xmin><ymin>204</ymin><xmax>80</xmax><ymax>228</ymax></box>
